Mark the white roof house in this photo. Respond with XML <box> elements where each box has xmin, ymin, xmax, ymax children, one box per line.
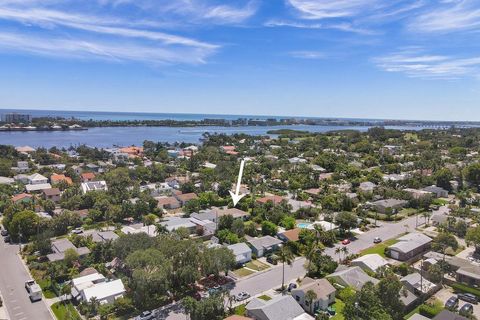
<box><xmin>246</xmin><ymin>295</ymin><xmax>314</xmax><ymax>320</ymax></box>
<box><xmin>81</xmin><ymin>279</ymin><xmax>125</xmax><ymax>304</ymax></box>
<box><xmin>81</xmin><ymin>181</ymin><xmax>108</xmax><ymax>194</ymax></box>
<box><xmin>72</xmin><ymin>272</ymin><xmax>125</xmax><ymax>304</ymax></box>
<box><xmin>351</xmin><ymin>254</ymin><xmax>389</xmax><ymax>273</ymax></box>
<box><xmin>28</xmin><ymin>173</ymin><xmax>48</xmax><ymax>185</ymax></box>
<box><xmin>26</xmin><ymin>183</ymin><xmax>52</xmax><ymax>193</ymax></box>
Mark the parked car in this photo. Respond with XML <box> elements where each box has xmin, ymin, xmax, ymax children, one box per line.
<box><xmin>235</xmin><ymin>292</ymin><xmax>250</xmax><ymax>301</ymax></box>
<box><xmin>135</xmin><ymin>310</ymin><xmax>154</xmax><ymax>320</ymax></box>
<box><xmin>458</xmin><ymin>293</ymin><xmax>478</xmax><ymax>304</ymax></box>
<box><xmin>445</xmin><ymin>296</ymin><xmax>459</xmax><ymax>310</ymax></box>
<box><xmin>71</xmin><ymin>228</ymin><xmax>83</xmax><ymax>234</ymax></box>
<box><xmin>3</xmin><ymin>235</ymin><xmax>10</xmax><ymax>243</ymax></box>
<box><xmin>342</xmin><ymin>239</ymin><xmax>351</xmax><ymax>245</ymax></box>
<box><xmin>373</xmin><ymin>237</ymin><xmax>382</xmax><ymax>244</ymax></box>
<box><xmin>459</xmin><ymin>303</ymin><xmax>474</xmax><ymax>316</ymax></box>
<box><xmin>1</xmin><ymin>229</ymin><xmax>8</xmax><ymax>236</ymax></box>
<box><xmin>266</xmin><ymin>255</ymin><xmax>278</xmax><ymax>265</ymax></box>
<box><xmin>288</xmin><ymin>283</ymin><xmax>297</xmax><ymax>292</ymax></box>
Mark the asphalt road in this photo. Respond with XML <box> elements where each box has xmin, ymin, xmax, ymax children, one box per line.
<box><xmin>0</xmin><ymin>240</ymin><xmax>53</xmax><ymax>320</ymax></box>
<box><xmin>231</xmin><ymin>212</ymin><xmax>427</xmax><ymax>297</ymax></box>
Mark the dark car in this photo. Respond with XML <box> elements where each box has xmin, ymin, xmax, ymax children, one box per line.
<box><xmin>135</xmin><ymin>311</ymin><xmax>154</xmax><ymax>320</ymax></box>
<box><xmin>459</xmin><ymin>303</ymin><xmax>474</xmax><ymax>316</ymax></box>
<box><xmin>266</xmin><ymin>255</ymin><xmax>278</xmax><ymax>265</ymax></box>
<box><xmin>3</xmin><ymin>235</ymin><xmax>10</xmax><ymax>243</ymax></box>
<box><xmin>1</xmin><ymin>229</ymin><xmax>8</xmax><ymax>236</ymax></box>
<box><xmin>458</xmin><ymin>293</ymin><xmax>478</xmax><ymax>304</ymax></box>
<box><xmin>287</xmin><ymin>283</ymin><xmax>297</xmax><ymax>292</ymax></box>
<box><xmin>445</xmin><ymin>296</ymin><xmax>459</xmax><ymax>310</ymax></box>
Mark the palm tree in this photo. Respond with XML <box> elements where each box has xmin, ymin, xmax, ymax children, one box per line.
<box><xmin>335</xmin><ymin>247</ymin><xmax>342</xmax><ymax>262</ymax></box>
<box><xmin>341</xmin><ymin>247</ymin><xmax>349</xmax><ymax>263</ymax></box>
<box><xmin>278</xmin><ymin>246</ymin><xmax>294</xmax><ymax>291</ymax></box>
<box><xmin>305</xmin><ymin>289</ymin><xmax>318</xmax><ymax>315</ymax></box>
<box><xmin>305</xmin><ymin>242</ymin><xmax>324</xmax><ymax>275</ymax></box>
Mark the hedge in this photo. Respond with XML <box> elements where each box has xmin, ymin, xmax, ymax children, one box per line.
<box><xmin>451</xmin><ymin>283</ymin><xmax>480</xmax><ymax>297</ymax></box>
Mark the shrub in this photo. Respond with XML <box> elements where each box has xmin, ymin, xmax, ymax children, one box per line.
<box><xmin>418</xmin><ymin>301</ymin><xmax>443</xmax><ymax>318</ymax></box>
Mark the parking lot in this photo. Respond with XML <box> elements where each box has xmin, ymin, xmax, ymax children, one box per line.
<box><xmin>435</xmin><ymin>287</ymin><xmax>480</xmax><ymax>317</ymax></box>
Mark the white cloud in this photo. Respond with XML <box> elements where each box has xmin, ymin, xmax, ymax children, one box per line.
<box><xmin>374</xmin><ymin>48</ymin><xmax>480</xmax><ymax>79</ymax></box>
<box><xmin>409</xmin><ymin>0</ymin><xmax>480</xmax><ymax>33</ymax></box>
<box><xmin>289</xmin><ymin>50</ymin><xmax>325</xmax><ymax>59</ymax></box>
<box><xmin>0</xmin><ymin>31</ymin><xmax>215</xmax><ymax>65</ymax></box>
<box><xmin>0</xmin><ymin>2</ymin><xmax>219</xmax><ymax>65</ymax></box>
<box><xmin>264</xmin><ymin>19</ymin><xmax>377</xmax><ymax>35</ymax></box>
<box><xmin>287</xmin><ymin>0</ymin><xmax>384</xmax><ymax>20</ymax></box>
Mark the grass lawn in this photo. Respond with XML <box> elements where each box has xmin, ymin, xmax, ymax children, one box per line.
<box><xmin>331</xmin><ymin>298</ymin><xmax>345</xmax><ymax>320</ymax></box>
<box><xmin>245</xmin><ymin>260</ymin><xmax>270</xmax><ymax>272</ymax></box>
<box><xmin>234</xmin><ymin>304</ymin><xmax>247</xmax><ymax>316</ymax></box>
<box><xmin>51</xmin><ymin>302</ymin><xmax>81</xmax><ymax>320</ymax></box>
<box><xmin>36</xmin><ymin>278</ymin><xmax>57</xmax><ymax>299</ymax></box>
<box><xmin>233</xmin><ymin>268</ymin><xmax>255</xmax><ymax>277</ymax></box>
<box><xmin>257</xmin><ymin>295</ymin><xmax>272</xmax><ymax>301</ymax></box>
<box><xmin>360</xmin><ymin>238</ymin><xmax>399</xmax><ymax>257</ymax></box>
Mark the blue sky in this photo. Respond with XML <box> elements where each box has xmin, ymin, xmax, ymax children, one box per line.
<box><xmin>0</xmin><ymin>0</ymin><xmax>480</xmax><ymax>120</ymax></box>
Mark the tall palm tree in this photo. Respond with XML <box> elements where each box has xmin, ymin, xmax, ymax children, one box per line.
<box><xmin>335</xmin><ymin>247</ymin><xmax>342</xmax><ymax>262</ymax></box>
<box><xmin>278</xmin><ymin>246</ymin><xmax>295</xmax><ymax>291</ymax></box>
<box><xmin>305</xmin><ymin>289</ymin><xmax>318</xmax><ymax>315</ymax></box>
<box><xmin>341</xmin><ymin>247</ymin><xmax>349</xmax><ymax>263</ymax></box>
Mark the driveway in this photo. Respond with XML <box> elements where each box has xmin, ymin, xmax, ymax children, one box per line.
<box><xmin>435</xmin><ymin>287</ymin><xmax>480</xmax><ymax>317</ymax></box>
<box><xmin>0</xmin><ymin>241</ymin><xmax>53</xmax><ymax>320</ymax></box>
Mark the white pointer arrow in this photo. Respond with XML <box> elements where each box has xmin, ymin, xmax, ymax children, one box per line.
<box><xmin>229</xmin><ymin>159</ymin><xmax>246</xmax><ymax>207</ymax></box>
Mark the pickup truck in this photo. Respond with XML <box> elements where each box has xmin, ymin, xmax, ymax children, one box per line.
<box><xmin>25</xmin><ymin>280</ymin><xmax>42</xmax><ymax>302</ymax></box>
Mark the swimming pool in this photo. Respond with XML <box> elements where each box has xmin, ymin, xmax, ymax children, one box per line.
<box><xmin>297</xmin><ymin>222</ymin><xmax>312</xmax><ymax>229</ymax></box>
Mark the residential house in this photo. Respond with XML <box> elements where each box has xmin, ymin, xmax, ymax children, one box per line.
<box><xmin>224</xmin><ymin>316</ymin><xmax>253</xmax><ymax>320</ymax></box>
<box><xmin>403</xmin><ymin>188</ymin><xmax>433</xmax><ymax>199</ymax></box>
<box><xmin>11</xmin><ymin>161</ymin><xmax>29</xmax><ymax>173</ymax></box>
<box><xmin>227</xmin><ymin>243</ymin><xmax>252</xmax><ymax>265</ymax></box>
<box><xmin>351</xmin><ymin>254</ymin><xmax>389</xmax><ymax>273</ymax></box>
<box><xmin>28</xmin><ymin>173</ymin><xmax>48</xmax><ymax>185</ymax></box>
<box><xmin>43</xmin><ymin>188</ymin><xmax>61</xmax><ymax>202</ymax></box>
<box><xmin>25</xmin><ymin>183</ymin><xmax>52</xmax><ymax>193</ymax></box>
<box><xmin>15</xmin><ymin>146</ymin><xmax>35</xmax><ymax>153</ymax></box>
<box><xmin>248</xmin><ymin>236</ymin><xmax>283</xmax><ymax>257</ymax></box>
<box><xmin>246</xmin><ymin>295</ymin><xmax>314</xmax><ymax>320</ymax></box>
<box><xmin>432</xmin><ymin>310</ymin><xmax>468</xmax><ymax>320</ymax></box>
<box><xmin>278</xmin><ymin>228</ymin><xmax>301</xmax><ymax>243</ymax></box>
<box><xmin>423</xmin><ymin>252</ymin><xmax>480</xmax><ymax>287</ymax></box>
<box><xmin>359</xmin><ymin>181</ymin><xmax>376</xmax><ymax>193</ymax></box>
<box><xmin>82</xmin><ymin>230</ymin><xmax>119</xmax><ymax>243</ymax></box>
<box><xmin>47</xmin><ymin>238</ymin><xmax>90</xmax><ymax>262</ymax></box>
<box><xmin>156</xmin><ymin>196</ymin><xmax>181</xmax><ymax>210</ymax></box>
<box><xmin>72</xmin><ymin>272</ymin><xmax>125</xmax><ymax>304</ymax></box>
<box><xmin>291</xmin><ymin>278</ymin><xmax>336</xmax><ymax>314</ymax></box>
<box><xmin>256</xmin><ymin>195</ymin><xmax>285</xmax><ymax>205</ymax></box>
<box><xmin>0</xmin><ymin>177</ymin><xmax>14</xmax><ymax>185</ymax></box>
<box><xmin>160</xmin><ymin>217</ymin><xmax>197</xmax><ymax>233</ymax></box>
<box><xmin>81</xmin><ymin>181</ymin><xmax>108</xmax><ymax>194</ymax></box>
<box><xmin>326</xmin><ymin>266</ymin><xmax>379</xmax><ymax>290</ymax></box>
<box><xmin>11</xmin><ymin>193</ymin><xmax>33</xmax><ymax>204</ymax></box>
<box><xmin>81</xmin><ymin>172</ymin><xmax>96</xmax><ymax>182</ymax></box>
<box><xmin>401</xmin><ymin>273</ymin><xmax>438</xmax><ymax>296</ymax></box>
<box><xmin>421</xmin><ymin>186</ymin><xmax>449</xmax><ymax>198</ymax></box>
<box><xmin>175</xmin><ymin>192</ymin><xmax>198</xmax><ymax>206</ymax></box>
<box><xmin>50</xmin><ymin>174</ymin><xmax>73</xmax><ymax>186</ymax></box>
<box><xmin>388</xmin><ymin>233</ymin><xmax>432</xmax><ymax>261</ymax></box>
<box><xmin>371</xmin><ymin>199</ymin><xmax>408</xmax><ymax>214</ymax></box>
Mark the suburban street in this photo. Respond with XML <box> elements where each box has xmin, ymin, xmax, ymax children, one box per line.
<box><xmin>0</xmin><ymin>240</ymin><xmax>53</xmax><ymax>320</ymax></box>
<box><xmin>231</xmin><ymin>212</ymin><xmax>427</xmax><ymax>297</ymax></box>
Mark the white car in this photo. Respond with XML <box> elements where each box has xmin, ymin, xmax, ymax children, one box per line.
<box><xmin>235</xmin><ymin>292</ymin><xmax>250</xmax><ymax>301</ymax></box>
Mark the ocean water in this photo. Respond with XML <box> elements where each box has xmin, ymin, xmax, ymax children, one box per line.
<box><xmin>0</xmin><ymin>124</ymin><xmax>416</xmax><ymax>148</ymax></box>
